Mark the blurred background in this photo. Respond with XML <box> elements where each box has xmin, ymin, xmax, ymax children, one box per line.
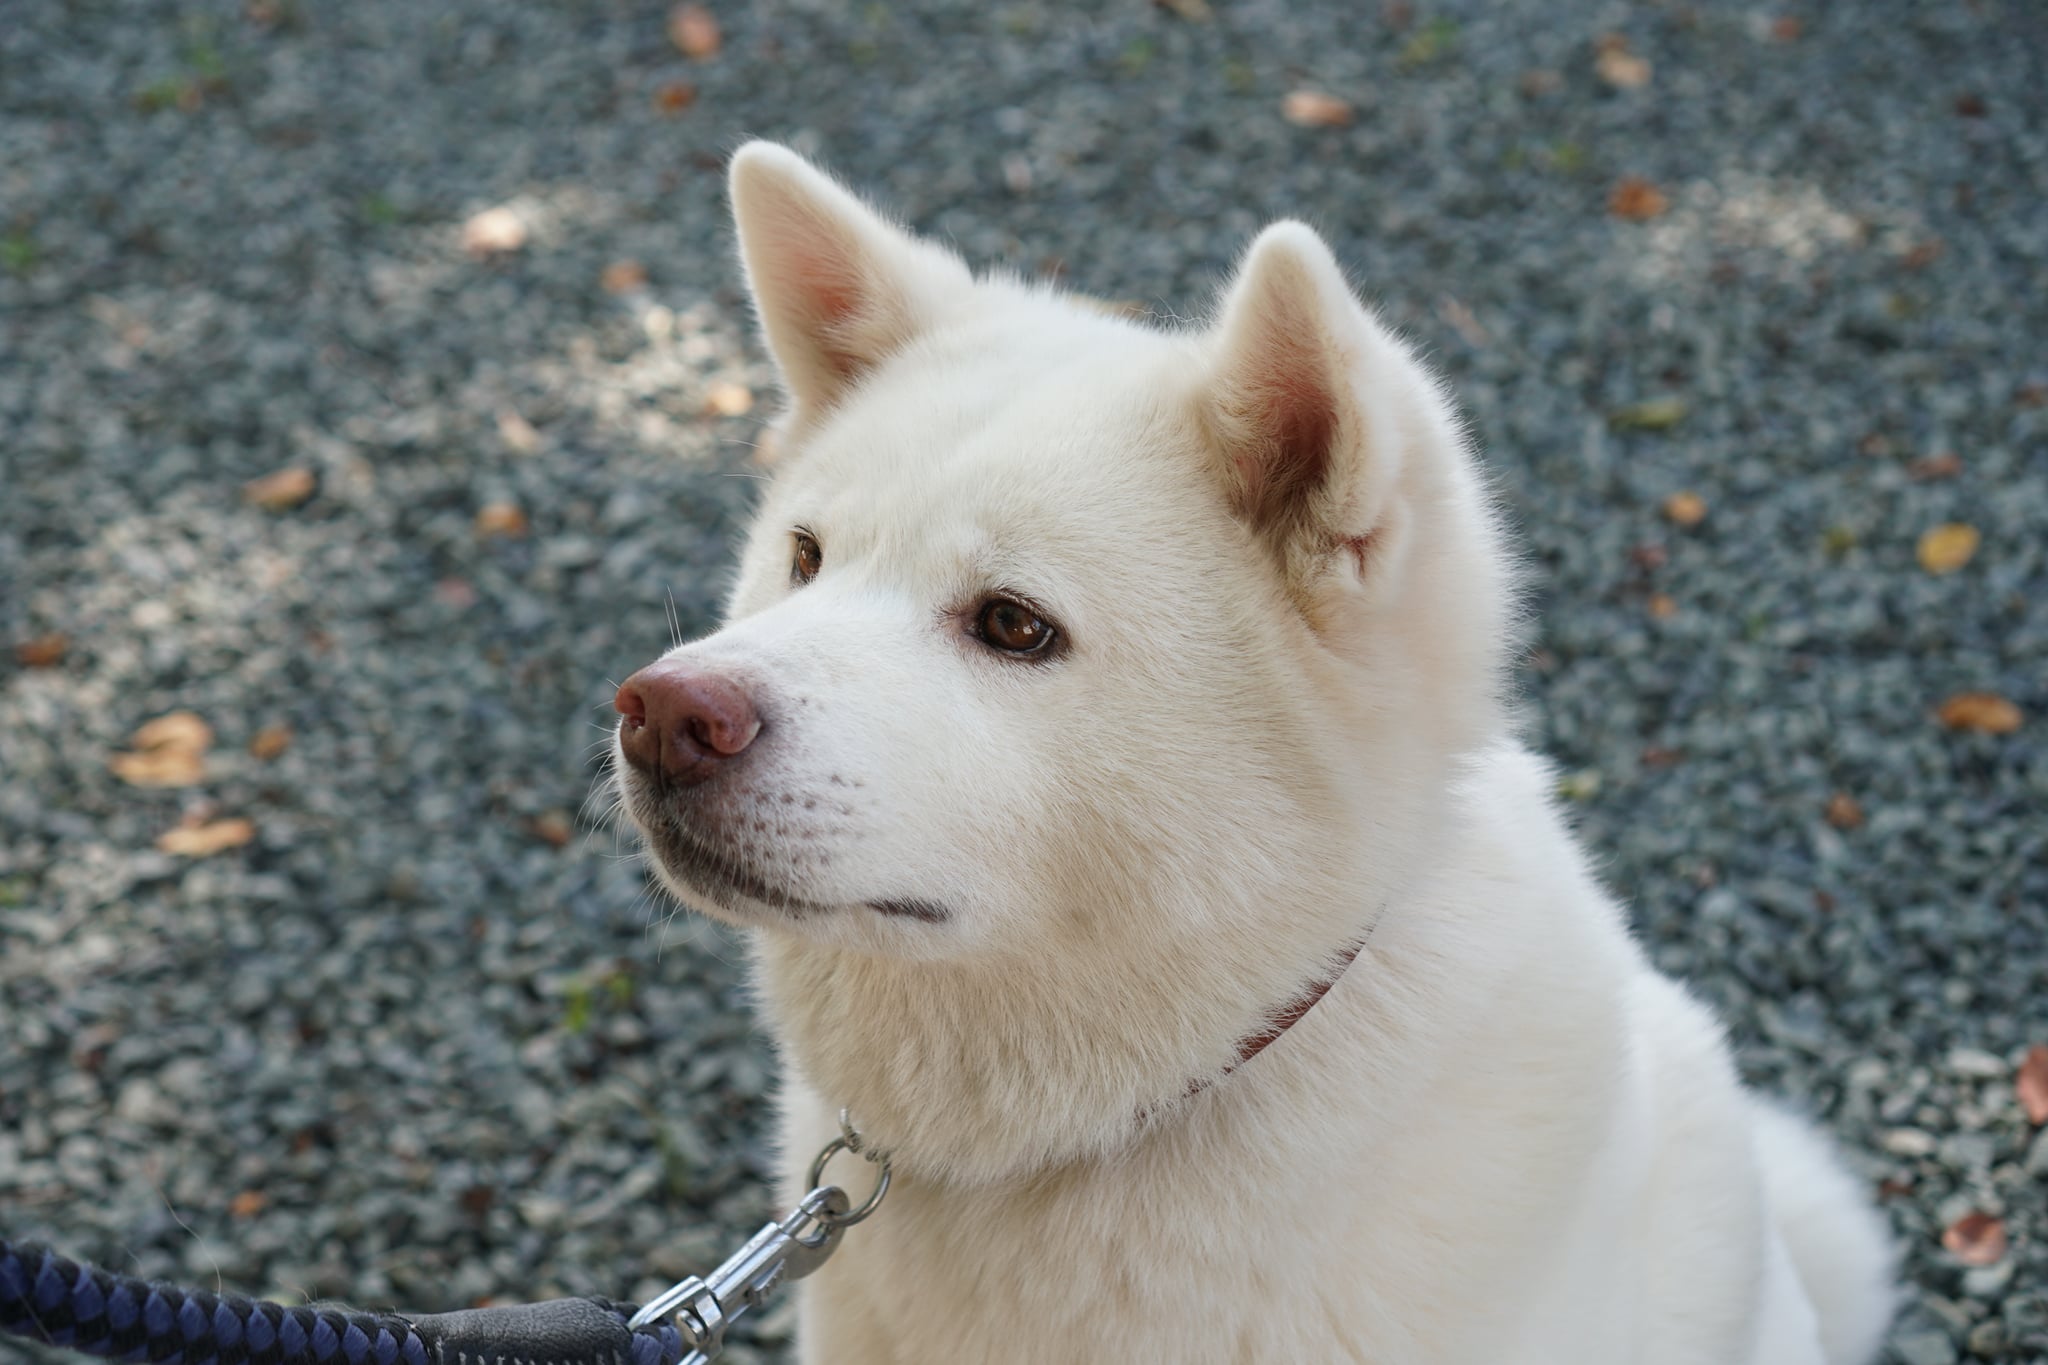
<box><xmin>1</xmin><ymin>2</ymin><xmax>2043</xmax><ymax>1361</ymax></box>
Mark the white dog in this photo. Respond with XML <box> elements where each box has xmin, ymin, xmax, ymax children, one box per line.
<box><xmin>612</xmin><ymin>142</ymin><xmax>1894</xmax><ymax>1364</ymax></box>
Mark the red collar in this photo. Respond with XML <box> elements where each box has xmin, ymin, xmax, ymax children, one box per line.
<box><xmin>1186</xmin><ymin>939</ymin><xmax>1366</xmax><ymax>1099</ymax></box>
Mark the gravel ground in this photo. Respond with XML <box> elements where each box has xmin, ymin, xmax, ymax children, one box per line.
<box><xmin>2</xmin><ymin>2</ymin><xmax>2043</xmax><ymax>1362</ymax></box>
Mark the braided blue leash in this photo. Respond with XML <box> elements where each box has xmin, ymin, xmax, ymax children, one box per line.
<box><xmin>0</xmin><ymin>1238</ymin><xmax>687</xmax><ymax>1365</ymax></box>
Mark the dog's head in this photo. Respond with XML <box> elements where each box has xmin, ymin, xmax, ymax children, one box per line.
<box><xmin>611</xmin><ymin>145</ymin><xmax>1514</xmax><ymax>1167</ymax></box>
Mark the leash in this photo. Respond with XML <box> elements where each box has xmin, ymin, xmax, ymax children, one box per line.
<box><xmin>7</xmin><ymin>932</ymin><xmax>1371</xmax><ymax>1363</ymax></box>
<box><xmin>1</xmin><ymin>1117</ymin><xmax>890</xmax><ymax>1365</ymax></box>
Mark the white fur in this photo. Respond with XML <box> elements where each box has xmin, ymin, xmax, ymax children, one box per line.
<box><xmin>614</xmin><ymin>142</ymin><xmax>1895</xmax><ymax>1364</ymax></box>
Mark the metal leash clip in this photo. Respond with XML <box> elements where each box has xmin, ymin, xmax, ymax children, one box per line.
<box><xmin>629</xmin><ymin>1112</ymin><xmax>891</xmax><ymax>1364</ymax></box>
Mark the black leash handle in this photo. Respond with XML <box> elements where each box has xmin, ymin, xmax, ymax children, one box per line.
<box><xmin>0</xmin><ymin>1238</ymin><xmax>686</xmax><ymax>1365</ymax></box>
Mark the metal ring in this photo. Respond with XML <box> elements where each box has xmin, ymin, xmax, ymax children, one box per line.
<box><xmin>805</xmin><ymin>1137</ymin><xmax>892</xmax><ymax>1226</ymax></box>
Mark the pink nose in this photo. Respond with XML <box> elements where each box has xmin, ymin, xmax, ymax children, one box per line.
<box><xmin>615</xmin><ymin>661</ymin><xmax>762</xmax><ymax>785</ymax></box>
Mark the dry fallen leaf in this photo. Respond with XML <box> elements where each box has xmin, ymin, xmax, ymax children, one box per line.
<box><xmin>112</xmin><ymin>717</ymin><xmax>208</xmax><ymax>784</ymax></box>
<box><xmin>1907</xmin><ymin>451</ymin><xmax>1962</xmax><ymax>481</ymax></box>
<box><xmin>15</xmin><ymin>633</ymin><xmax>69</xmax><ymax>668</ymax></box>
<box><xmin>157</xmin><ymin>817</ymin><xmax>256</xmax><ymax>857</ymax></box>
<box><xmin>1899</xmin><ymin>239</ymin><xmax>1943</xmax><ymax>271</ymax></box>
<box><xmin>668</xmin><ymin>3</ymin><xmax>720</xmax><ymax>59</ymax></box>
<box><xmin>1647</xmin><ymin>593</ymin><xmax>1677</xmax><ymax>620</ymax></box>
<box><xmin>1612</xmin><ymin>397</ymin><xmax>1689</xmax><ymax>432</ymax></box>
<box><xmin>529</xmin><ymin>810</ymin><xmax>574</xmax><ymax>848</ymax></box>
<box><xmin>1662</xmin><ymin>490</ymin><xmax>1708</xmax><ymax>528</ymax></box>
<box><xmin>243</xmin><ymin>466</ymin><xmax>316</xmax><ymax>511</ymax></box>
<box><xmin>653</xmin><ymin>81</ymin><xmax>698</xmax><ymax>114</ymax></box>
<box><xmin>1593</xmin><ymin>35</ymin><xmax>1652</xmax><ymax>90</ymax></box>
<box><xmin>702</xmin><ymin>381</ymin><xmax>754</xmax><ymax>417</ymax></box>
<box><xmin>475</xmin><ymin>502</ymin><xmax>529</xmax><ymax>538</ymax></box>
<box><xmin>110</xmin><ymin>747</ymin><xmax>205</xmax><ymax>787</ymax></box>
<box><xmin>1609</xmin><ymin>176</ymin><xmax>1670</xmax><ymax>221</ymax></box>
<box><xmin>1916</xmin><ymin>522</ymin><xmax>1979</xmax><ymax>575</ymax></box>
<box><xmin>249</xmin><ymin>723</ymin><xmax>292</xmax><ymax>761</ymax></box>
<box><xmin>229</xmin><ymin>1189</ymin><xmax>269</xmax><ymax>1218</ymax></box>
<box><xmin>1282</xmin><ymin>90</ymin><xmax>1354</xmax><ymax>128</ymax></box>
<box><xmin>1937</xmin><ymin>692</ymin><xmax>2022</xmax><ymax>735</ymax></box>
<box><xmin>1941</xmin><ymin>1212</ymin><xmax>2007</xmax><ymax>1267</ymax></box>
<box><xmin>2017</xmin><ymin>1045</ymin><xmax>2048</xmax><ymax>1126</ymax></box>
<box><xmin>497</xmin><ymin>409</ymin><xmax>542</xmax><ymax>454</ymax></box>
<box><xmin>601</xmin><ymin>259</ymin><xmax>648</xmax><ymax>294</ymax></box>
<box><xmin>461</xmin><ymin>206</ymin><xmax>527</xmax><ymax>257</ymax></box>
<box><xmin>132</xmin><ymin>711</ymin><xmax>211</xmax><ymax>753</ymax></box>
<box><xmin>1824</xmin><ymin>792</ymin><xmax>1864</xmax><ymax>830</ymax></box>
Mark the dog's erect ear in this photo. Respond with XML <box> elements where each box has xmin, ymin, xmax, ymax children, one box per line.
<box><xmin>729</xmin><ymin>142</ymin><xmax>972</xmax><ymax>423</ymax></box>
<box><xmin>1202</xmin><ymin>222</ymin><xmax>1405</xmax><ymax>575</ymax></box>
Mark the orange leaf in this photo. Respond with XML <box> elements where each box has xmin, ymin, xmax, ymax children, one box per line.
<box><xmin>243</xmin><ymin>466</ymin><xmax>316</xmax><ymax>511</ymax></box>
<box><xmin>1916</xmin><ymin>522</ymin><xmax>1979</xmax><ymax>575</ymax></box>
<box><xmin>1937</xmin><ymin>692</ymin><xmax>2022</xmax><ymax>735</ymax></box>
<box><xmin>157</xmin><ymin>817</ymin><xmax>256</xmax><ymax>857</ymax></box>
<box><xmin>1609</xmin><ymin>176</ymin><xmax>1669</xmax><ymax>221</ymax></box>
<box><xmin>15</xmin><ymin>633</ymin><xmax>69</xmax><ymax>668</ymax></box>
<box><xmin>475</xmin><ymin>502</ymin><xmax>529</xmax><ymax>538</ymax></box>
<box><xmin>229</xmin><ymin>1189</ymin><xmax>268</xmax><ymax>1218</ymax></box>
<box><xmin>249</xmin><ymin>724</ymin><xmax>292</xmax><ymax>761</ymax></box>
<box><xmin>601</xmin><ymin>260</ymin><xmax>648</xmax><ymax>294</ymax></box>
<box><xmin>668</xmin><ymin>3</ymin><xmax>721</xmax><ymax>59</ymax></box>
<box><xmin>1647</xmin><ymin>593</ymin><xmax>1677</xmax><ymax>620</ymax></box>
<box><xmin>1662</xmin><ymin>490</ymin><xmax>1708</xmax><ymax>527</ymax></box>
<box><xmin>1282</xmin><ymin>90</ymin><xmax>1354</xmax><ymax>128</ymax></box>
<box><xmin>1941</xmin><ymin>1212</ymin><xmax>2007</xmax><ymax>1267</ymax></box>
<box><xmin>1824</xmin><ymin>792</ymin><xmax>1864</xmax><ymax>830</ymax></box>
<box><xmin>653</xmin><ymin>81</ymin><xmax>698</xmax><ymax>114</ymax></box>
<box><xmin>529</xmin><ymin>811</ymin><xmax>574</xmax><ymax>849</ymax></box>
<box><xmin>2017</xmin><ymin>1045</ymin><xmax>2048</xmax><ymax>1126</ymax></box>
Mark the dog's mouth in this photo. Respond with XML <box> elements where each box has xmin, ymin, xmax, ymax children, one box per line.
<box><xmin>623</xmin><ymin>786</ymin><xmax>949</xmax><ymax>925</ymax></box>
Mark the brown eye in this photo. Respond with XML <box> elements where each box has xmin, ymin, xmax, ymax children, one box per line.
<box><xmin>792</xmin><ymin>529</ymin><xmax>822</xmax><ymax>585</ymax></box>
<box><xmin>975</xmin><ymin>598</ymin><xmax>1056</xmax><ymax>656</ymax></box>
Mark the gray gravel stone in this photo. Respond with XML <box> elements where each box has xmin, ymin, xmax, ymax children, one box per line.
<box><xmin>2</xmin><ymin>3</ymin><xmax>2044</xmax><ymax>1364</ymax></box>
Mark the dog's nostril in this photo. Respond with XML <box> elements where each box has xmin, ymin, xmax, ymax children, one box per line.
<box><xmin>615</xmin><ymin>682</ymin><xmax>648</xmax><ymax>729</ymax></box>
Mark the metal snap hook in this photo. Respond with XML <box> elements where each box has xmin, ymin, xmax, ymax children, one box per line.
<box><xmin>805</xmin><ymin>1135</ymin><xmax>892</xmax><ymax>1227</ymax></box>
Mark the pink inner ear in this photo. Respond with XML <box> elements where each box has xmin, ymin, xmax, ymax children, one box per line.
<box><xmin>778</xmin><ymin>226</ymin><xmax>876</xmax><ymax>384</ymax></box>
<box><xmin>1235</xmin><ymin>328</ymin><xmax>1338</xmax><ymax>532</ymax></box>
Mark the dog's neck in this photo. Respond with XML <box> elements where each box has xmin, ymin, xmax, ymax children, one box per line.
<box><xmin>1197</xmin><ymin>936</ymin><xmax>1366</xmax><ymax>1095</ymax></box>
<box><xmin>750</xmin><ymin>894</ymin><xmax>1390</xmax><ymax>1187</ymax></box>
